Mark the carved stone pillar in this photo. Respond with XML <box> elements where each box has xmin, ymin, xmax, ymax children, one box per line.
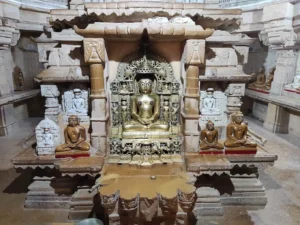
<box><xmin>182</xmin><ymin>40</ymin><xmax>205</xmax><ymax>152</ymax></box>
<box><xmin>263</xmin><ymin>103</ymin><xmax>290</xmax><ymax>133</ymax></box>
<box><xmin>270</xmin><ymin>50</ymin><xmax>297</xmax><ymax>96</ymax></box>
<box><xmin>83</xmin><ymin>38</ymin><xmax>107</xmax><ymax>154</ymax></box>
<box><xmin>41</xmin><ymin>85</ymin><xmax>60</xmax><ymax>122</ymax></box>
<box><xmin>225</xmin><ymin>83</ymin><xmax>245</xmax><ymax>115</ymax></box>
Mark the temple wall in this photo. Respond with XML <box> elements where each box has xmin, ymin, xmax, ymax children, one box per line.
<box><xmin>289</xmin><ymin>111</ymin><xmax>300</xmax><ymax>137</ymax></box>
<box><xmin>0</xmin><ymin>49</ymin><xmax>15</xmax><ymax>96</ymax></box>
<box><xmin>252</xmin><ymin>101</ymin><xmax>268</xmax><ymax>121</ymax></box>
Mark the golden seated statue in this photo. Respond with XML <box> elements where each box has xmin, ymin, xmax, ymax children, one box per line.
<box><xmin>249</xmin><ymin>67</ymin><xmax>266</xmax><ymax>89</ymax></box>
<box><xmin>224</xmin><ymin>112</ymin><xmax>257</xmax><ymax>151</ymax></box>
<box><xmin>122</xmin><ymin>58</ymin><xmax>170</xmax><ymax>139</ymax></box>
<box><xmin>200</xmin><ymin>120</ymin><xmax>223</xmax><ymax>151</ymax></box>
<box><xmin>55</xmin><ymin>115</ymin><xmax>90</xmax><ymax>157</ymax></box>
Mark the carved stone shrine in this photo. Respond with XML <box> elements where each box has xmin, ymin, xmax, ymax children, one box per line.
<box><xmin>11</xmin><ymin>1</ymin><xmax>278</xmax><ymax>224</ymax></box>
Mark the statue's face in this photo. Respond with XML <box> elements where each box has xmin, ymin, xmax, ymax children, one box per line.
<box><xmin>68</xmin><ymin>117</ymin><xmax>79</xmax><ymax>126</ymax></box>
<box><xmin>44</xmin><ymin>128</ymin><xmax>50</xmax><ymax>134</ymax></box>
<box><xmin>74</xmin><ymin>92</ymin><xmax>81</xmax><ymax>99</ymax></box>
<box><xmin>164</xmin><ymin>100</ymin><xmax>169</xmax><ymax>106</ymax></box>
<box><xmin>207</xmin><ymin>92</ymin><xmax>213</xmax><ymax>98</ymax></box>
<box><xmin>207</xmin><ymin>123</ymin><xmax>214</xmax><ymax>130</ymax></box>
<box><xmin>173</xmin><ymin>102</ymin><xmax>178</xmax><ymax>108</ymax></box>
<box><xmin>234</xmin><ymin>115</ymin><xmax>243</xmax><ymax>124</ymax></box>
<box><xmin>138</xmin><ymin>79</ymin><xmax>152</xmax><ymax>94</ymax></box>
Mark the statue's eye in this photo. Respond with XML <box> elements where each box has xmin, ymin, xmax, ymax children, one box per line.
<box><xmin>150</xmin><ymin>101</ymin><xmax>154</xmax><ymax>105</ymax></box>
<box><xmin>138</xmin><ymin>101</ymin><xmax>142</xmax><ymax>105</ymax></box>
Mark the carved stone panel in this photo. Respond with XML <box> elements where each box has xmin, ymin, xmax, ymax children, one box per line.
<box><xmin>184</xmin><ymin>40</ymin><xmax>205</xmax><ymax>65</ymax></box>
<box><xmin>83</xmin><ymin>38</ymin><xmax>105</xmax><ymax>64</ymax></box>
<box><xmin>35</xmin><ymin>118</ymin><xmax>61</xmax><ymax>155</ymax></box>
<box><xmin>206</xmin><ymin>48</ymin><xmax>238</xmax><ymax>67</ymax></box>
<box><xmin>225</xmin><ymin>84</ymin><xmax>245</xmax><ymax>97</ymax></box>
<box><xmin>62</xmin><ymin>88</ymin><xmax>89</xmax><ymax>123</ymax></box>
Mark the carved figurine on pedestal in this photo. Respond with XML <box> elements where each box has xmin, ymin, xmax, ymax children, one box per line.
<box><xmin>199</xmin><ymin>120</ymin><xmax>223</xmax><ymax>152</ymax></box>
<box><xmin>265</xmin><ymin>67</ymin><xmax>275</xmax><ymax>90</ymax></box>
<box><xmin>112</xmin><ymin>102</ymin><xmax>120</xmax><ymax>126</ymax></box>
<box><xmin>121</xmin><ymin>98</ymin><xmax>129</xmax><ymax>123</ymax></box>
<box><xmin>55</xmin><ymin>115</ymin><xmax>90</xmax><ymax>158</ymax></box>
<box><xmin>249</xmin><ymin>67</ymin><xmax>266</xmax><ymax>89</ymax></box>
<box><xmin>162</xmin><ymin>98</ymin><xmax>170</xmax><ymax>121</ymax></box>
<box><xmin>68</xmin><ymin>89</ymin><xmax>88</xmax><ymax>115</ymax></box>
<box><xmin>201</xmin><ymin>88</ymin><xmax>221</xmax><ymax>115</ymax></box>
<box><xmin>123</xmin><ymin>78</ymin><xmax>169</xmax><ymax>133</ymax></box>
<box><xmin>224</xmin><ymin>112</ymin><xmax>257</xmax><ymax>154</ymax></box>
<box><xmin>36</xmin><ymin>118</ymin><xmax>60</xmax><ymax>155</ymax></box>
<box><xmin>285</xmin><ymin>69</ymin><xmax>300</xmax><ymax>91</ymax></box>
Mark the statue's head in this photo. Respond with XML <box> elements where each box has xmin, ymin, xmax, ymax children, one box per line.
<box><xmin>206</xmin><ymin>88</ymin><xmax>214</xmax><ymax>98</ymax></box>
<box><xmin>206</xmin><ymin>120</ymin><xmax>214</xmax><ymax>131</ymax></box>
<box><xmin>233</xmin><ymin>112</ymin><xmax>244</xmax><ymax>125</ymax></box>
<box><xmin>68</xmin><ymin>115</ymin><xmax>79</xmax><ymax>127</ymax></box>
<box><xmin>121</xmin><ymin>98</ymin><xmax>127</xmax><ymax>106</ymax></box>
<box><xmin>138</xmin><ymin>78</ymin><xmax>153</xmax><ymax>94</ymax></box>
<box><xmin>43</xmin><ymin>122</ymin><xmax>51</xmax><ymax>134</ymax></box>
<box><xmin>163</xmin><ymin>98</ymin><xmax>169</xmax><ymax>106</ymax></box>
<box><xmin>74</xmin><ymin>89</ymin><xmax>82</xmax><ymax>99</ymax></box>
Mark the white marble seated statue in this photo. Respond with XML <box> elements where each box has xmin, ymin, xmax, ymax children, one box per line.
<box><xmin>63</xmin><ymin>89</ymin><xmax>88</xmax><ymax>116</ymax></box>
<box><xmin>201</xmin><ymin>88</ymin><xmax>221</xmax><ymax>115</ymax></box>
<box><xmin>36</xmin><ymin>118</ymin><xmax>60</xmax><ymax>155</ymax></box>
<box><xmin>285</xmin><ymin>69</ymin><xmax>300</xmax><ymax>90</ymax></box>
<box><xmin>41</xmin><ymin>125</ymin><xmax>54</xmax><ymax>147</ymax></box>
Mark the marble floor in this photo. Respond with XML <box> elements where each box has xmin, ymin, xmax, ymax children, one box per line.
<box><xmin>0</xmin><ymin>117</ymin><xmax>300</xmax><ymax>225</ymax></box>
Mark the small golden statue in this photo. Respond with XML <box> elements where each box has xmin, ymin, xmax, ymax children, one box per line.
<box><xmin>249</xmin><ymin>67</ymin><xmax>266</xmax><ymax>89</ymax></box>
<box><xmin>265</xmin><ymin>67</ymin><xmax>275</xmax><ymax>90</ymax></box>
<box><xmin>123</xmin><ymin>58</ymin><xmax>169</xmax><ymax>133</ymax></box>
<box><xmin>200</xmin><ymin>121</ymin><xmax>223</xmax><ymax>151</ymax></box>
<box><xmin>55</xmin><ymin>115</ymin><xmax>90</xmax><ymax>156</ymax></box>
<box><xmin>224</xmin><ymin>112</ymin><xmax>257</xmax><ymax>149</ymax></box>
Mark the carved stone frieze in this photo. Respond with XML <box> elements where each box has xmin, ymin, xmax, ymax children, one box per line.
<box><xmin>101</xmin><ymin>190</ymin><xmax>120</xmax><ymax>215</ymax></box>
<box><xmin>140</xmin><ymin>196</ymin><xmax>158</xmax><ymax>221</ymax></box>
<box><xmin>159</xmin><ymin>194</ymin><xmax>178</xmax><ymax>215</ymax></box>
<box><xmin>184</xmin><ymin>40</ymin><xmax>205</xmax><ymax>65</ymax></box>
<box><xmin>225</xmin><ymin>84</ymin><xmax>245</xmax><ymax>97</ymax></box>
<box><xmin>83</xmin><ymin>38</ymin><xmax>105</xmax><ymax>64</ymax></box>
<box><xmin>119</xmin><ymin>194</ymin><xmax>139</xmax><ymax>217</ymax></box>
<box><xmin>177</xmin><ymin>190</ymin><xmax>196</xmax><ymax>213</ymax></box>
<box><xmin>35</xmin><ymin>118</ymin><xmax>61</xmax><ymax>155</ymax></box>
<box><xmin>206</xmin><ymin>47</ymin><xmax>238</xmax><ymax>67</ymax></box>
<box><xmin>49</xmin><ymin>45</ymin><xmax>82</xmax><ymax>66</ymax></box>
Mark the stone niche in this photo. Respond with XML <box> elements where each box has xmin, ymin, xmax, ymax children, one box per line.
<box><xmin>199</xmin><ymin>88</ymin><xmax>227</xmax><ymax>139</ymax></box>
<box><xmin>108</xmin><ymin>50</ymin><xmax>182</xmax><ymax>166</ymax></box>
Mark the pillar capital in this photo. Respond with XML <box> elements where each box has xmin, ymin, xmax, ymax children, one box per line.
<box><xmin>83</xmin><ymin>38</ymin><xmax>105</xmax><ymax>64</ymax></box>
<box><xmin>184</xmin><ymin>39</ymin><xmax>206</xmax><ymax>66</ymax></box>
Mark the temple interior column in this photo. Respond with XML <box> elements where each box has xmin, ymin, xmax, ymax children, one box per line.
<box><xmin>182</xmin><ymin>40</ymin><xmax>205</xmax><ymax>152</ymax></box>
<box><xmin>83</xmin><ymin>38</ymin><xmax>107</xmax><ymax>154</ymax></box>
<box><xmin>263</xmin><ymin>50</ymin><xmax>297</xmax><ymax>133</ymax></box>
<box><xmin>263</xmin><ymin>103</ymin><xmax>290</xmax><ymax>133</ymax></box>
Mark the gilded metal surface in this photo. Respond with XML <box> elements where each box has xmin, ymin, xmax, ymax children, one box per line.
<box><xmin>109</xmin><ymin>52</ymin><xmax>182</xmax><ymax>165</ymax></box>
